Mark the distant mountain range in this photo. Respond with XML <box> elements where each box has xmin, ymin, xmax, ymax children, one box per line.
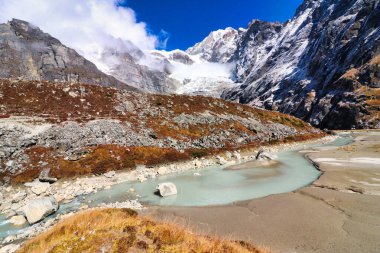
<box><xmin>0</xmin><ymin>0</ymin><xmax>379</xmax><ymax>130</ymax></box>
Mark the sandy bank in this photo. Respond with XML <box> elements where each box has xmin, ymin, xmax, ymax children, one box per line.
<box><xmin>144</xmin><ymin>131</ymin><xmax>380</xmax><ymax>253</ymax></box>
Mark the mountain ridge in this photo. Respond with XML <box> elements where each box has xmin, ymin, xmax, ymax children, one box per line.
<box><xmin>0</xmin><ymin>19</ymin><xmax>138</xmax><ymax>91</ymax></box>
<box><xmin>222</xmin><ymin>0</ymin><xmax>380</xmax><ymax>129</ymax></box>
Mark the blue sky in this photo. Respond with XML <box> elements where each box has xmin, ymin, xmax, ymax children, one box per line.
<box><xmin>122</xmin><ymin>0</ymin><xmax>303</xmax><ymax>50</ymax></box>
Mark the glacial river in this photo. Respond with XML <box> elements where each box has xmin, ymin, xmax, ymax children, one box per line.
<box><xmin>0</xmin><ymin>134</ymin><xmax>353</xmax><ymax>239</ymax></box>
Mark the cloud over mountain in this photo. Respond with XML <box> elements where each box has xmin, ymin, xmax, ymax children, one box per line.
<box><xmin>0</xmin><ymin>0</ymin><xmax>159</xmax><ymax>71</ymax></box>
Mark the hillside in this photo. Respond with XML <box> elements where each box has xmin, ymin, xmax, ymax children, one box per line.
<box><xmin>18</xmin><ymin>208</ymin><xmax>269</xmax><ymax>253</ymax></box>
<box><xmin>0</xmin><ymin>79</ymin><xmax>323</xmax><ymax>184</ymax></box>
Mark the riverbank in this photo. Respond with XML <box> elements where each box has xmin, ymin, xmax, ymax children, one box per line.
<box><xmin>144</xmin><ymin>131</ymin><xmax>380</xmax><ymax>253</ymax></box>
<box><xmin>0</xmin><ymin>134</ymin><xmax>334</xmax><ymax>248</ymax></box>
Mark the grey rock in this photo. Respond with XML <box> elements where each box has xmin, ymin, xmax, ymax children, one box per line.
<box><xmin>39</xmin><ymin>169</ymin><xmax>57</xmax><ymax>183</ymax></box>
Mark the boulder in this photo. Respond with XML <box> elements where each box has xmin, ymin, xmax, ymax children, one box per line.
<box><xmin>31</xmin><ymin>182</ymin><xmax>51</xmax><ymax>195</ymax></box>
<box><xmin>9</xmin><ymin>215</ymin><xmax>27</xmax><ymax>226</ymax></box>
<box><xmin>21</xmin><ymin>197</ymin><xmax>59</xmax><ymax>224</ymax></box>
<box><xmin>39</xmin><ymin>168</ymin><xmax>57</xmax><ymax>183</ymax></box>
<box><xmin>156</xmin><ymin>182</ymin><xmax>177</xmax><ymax>197</ymax></box>
<box><xmin>103</xmin><ymin>171</ymin><xmax>116</xmax><ymax>178</ymax></box>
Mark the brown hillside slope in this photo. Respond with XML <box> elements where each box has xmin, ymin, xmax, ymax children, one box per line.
<box><xmin>18</xmin><ymin>208</ymin><xmax>270</xmax><ymax>253</ymax></box>
<box><xmin>0</xmin><ymin>79</ymin><xmax>324</xmax><ymax>184</ymax></box>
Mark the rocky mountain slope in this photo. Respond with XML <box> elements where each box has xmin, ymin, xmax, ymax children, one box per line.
<box><xmin>137</xmin><ymin>0</ymin><xmax>379</xmax><ymax>129</ymax></box>
<box><xmin>187</xmin><ymin>27</ymin><xmax>243</xmax><ymax>63</ymax></box>
<box><xmin>0</xmin><ymin>79</ymin><xmax>323</xmax><ymax>185</ymax></box>
<box><xmin>0</xmin><ymin>19</ymin><xmax>136</xmax><ymax>91</ymax></box>
<box><xmin>222</xmin><ymin>0</ymin><xmax>380</xmax><ymax>129</ymax></box>
<box><xmin>101</xmin><ymin>48</ymin><xmax>181</xmax><ymax>94</ymax></box>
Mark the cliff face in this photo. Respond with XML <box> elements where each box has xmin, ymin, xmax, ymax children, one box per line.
<box><xmin>0</xmin><ymin>19</ymin><xmax>136</xmax><ymax>91</ymax></box>
<box><xmin>222</xmin><ymin>0</ymin><xmax>380</xmax><ymax>129</ymax></box>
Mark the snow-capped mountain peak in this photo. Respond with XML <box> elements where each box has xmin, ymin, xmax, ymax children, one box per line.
<box><xmin>186</xmin><ymin>27</ymin><xmax>241</xmax><ymax>63</ymax></box>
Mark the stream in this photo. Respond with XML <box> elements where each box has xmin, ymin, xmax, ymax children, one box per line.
<box><xmin>0</xmin><ymin>134</ymin><xmax>353</xmax><ymax>239</ymax></box>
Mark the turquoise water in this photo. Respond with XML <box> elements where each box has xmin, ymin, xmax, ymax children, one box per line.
<box><xmin>0</xmin><ymin>134</ymin><xmax>353</xmax><ymax>239</ymax></box>
<box><xmin>82</xmin><ymin>134</ymin><xmax>354</xmax><ymax>207</ymax></box>
<box><xmin>84</xmin><ymin>150</ymin><xmax>319</xmax><ymax>207</ymax></box>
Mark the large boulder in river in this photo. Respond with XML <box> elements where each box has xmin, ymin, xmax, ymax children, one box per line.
<box><xmin>21</xmin><ymin>197</ymin><xmax>59</xmax><ymax>224</ymax></box>
<box><xmin>156</xmin><ymin>183</ymin><xmax>177</xmax><ymax>197</ymax></box>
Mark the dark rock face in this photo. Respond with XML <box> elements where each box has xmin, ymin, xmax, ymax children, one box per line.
<box><xmin>223</xmin><ymin>0</ymin><xmax>380</xmax><ymax>129</ymax></box>
<box><xmin>0</xmin><ymin>19</ymin><xmax>136</xmax><ymax>91</ymax></box>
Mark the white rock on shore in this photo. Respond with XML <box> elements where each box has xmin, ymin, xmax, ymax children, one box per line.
<box><xmin>21</xmin><ymin>197</ymin><xmax>59</xmax><ymax>224</ymax></box>
<box><xmin>156</xmin><ymin>182</ymin><xmax>177</xmax><ymax>197</ymax></box>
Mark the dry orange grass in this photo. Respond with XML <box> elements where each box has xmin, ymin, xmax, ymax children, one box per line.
<box><xmin>18</xmin><ymin>209</ymin><xmax>270</xmax><ymax>253</ymax></box>
<box><xmin>10</xmin><ymin>145</ymin><xmax>190</xmax><ymax>183</ymax></box>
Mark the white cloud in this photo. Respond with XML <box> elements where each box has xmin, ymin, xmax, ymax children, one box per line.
<box><xmin>0</xmin><ymin>0</ymin><xmax>159</xmax><ymax>72</ymax></box>
<box><xmin>171</xmin><ymin>61</ymin><xmax>234</xmax><ymax>81</ymax></box>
